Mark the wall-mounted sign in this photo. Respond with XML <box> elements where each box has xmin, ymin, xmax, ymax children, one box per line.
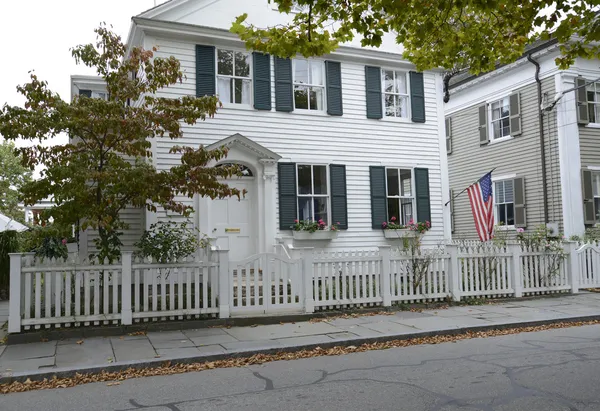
<box><xmin>225</xmin><ymin>228</ymin><xmax>241</xmax><ymax>233</ymax></box>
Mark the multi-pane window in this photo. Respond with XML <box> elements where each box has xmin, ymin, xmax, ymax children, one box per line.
<box><xmin>293</xmin><ymin>59</ymin><xmax>325</xmax><ymax>111</ymax></box>
<box><xmin>386</xmin><ymin>168</ymin><xmax>414</xmax><ymax>224</ymax></box>
<box><xmin>217</xmin><ymin>49</ymin><xmax>251</xmax><ymax>105</ymax></box>
<box><xmin>297</xmin><ymin>165</ymin><xmax>329</xmax><ymax>223</ymax></box>
<box><xmin>489</xmin><ymin>97</ymin><xmax>511</xmax><ymax>139</ymax></box>
<box><xmin>593</xmin><ymin>172</ymin><xmax>600</xmax><ymax>222</ymax></box>
<box><xmin>382</xmin><ymin>70</ymin><xmax>409</xmax><ymax>118</ymax></box>
<box><xmin>587</xmin><ymin>82</ymin><xmax>600</xmax><ymax>123</ymax></box>
<box><xmin>91</xmin><ymin>91</ymin><xmax>108</xmax><ymax>100</ymax></box>
<box><xmin>494</xmin><ymin>180</ymin><xmax>514</xmax><ymax>226</ymax></box>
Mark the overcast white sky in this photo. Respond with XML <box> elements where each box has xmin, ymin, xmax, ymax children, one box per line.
<box><xmin>0</xmin><ymin>0</ymin><xmax>169</xmax><ymax>147</ymax></box>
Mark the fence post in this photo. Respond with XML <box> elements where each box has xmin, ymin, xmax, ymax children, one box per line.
<box><xmin>8</xmin><ymin>253</ymin><xmax>22</xmax><ymax>333</ymax></box>
<box><xmin>303</xmin><ymin>247</ymin><xmax>315</xmax><ymax>313</ymax></box>
<box><xmin>447</xmin><ymin>244</ymin><xmax>461</xmax><ymax>302</ymax></box>
<box><xmin>509</xmin><ymin>243</ymin><xmax>523</xmax><ymax>298</ymax></box>
<box><xmin>217</xmin><ymin>249</ymin><xmax>231</xmax><ymax>318</ymax></box>
<box><xmin>567</xmin><ymin>242</ymin><xmax>579</xmax><ymax>294</ymax></box>
<box><xmin>379</xmin><ymin>246</ymin><xmax>392</xmax><ymax>307</ymax></box>
<box><xmin>121</xmin><ymin>252</ymin><xmax>133</xmax><ymax>326</ymax></box>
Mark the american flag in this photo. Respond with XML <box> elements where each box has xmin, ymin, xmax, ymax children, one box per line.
<box><xmin>466</xmin><ymin>172</ymin><xmax>494</xmax><ymax>242</ymax></box>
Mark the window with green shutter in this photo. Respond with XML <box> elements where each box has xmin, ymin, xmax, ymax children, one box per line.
<box><xmin>275</xmin><ymin>57</ymin><xmax>293</xmax><ymax>112</ymax></box>
<box><xmin>196</xmin><ymin>45</ymin><xmax>216</xmax><ymax>97</ymax></box>
<box><xmin>409</xmin><ymin>72</ymin><xmax>426</xmax><ymax>123</ymax></box>
<box><xmin>365</xmin><ymin>66</ymin><xmax>383</xmax><ymax>119</ymax></box>
<box><xmin>325</xmin><ymin>61</ymin><xmax>343</xmax><ymax>116</ymax></box>
<box><xmin>253</xmin><ymin>52</ymin><xmax>271</xmax><ymax>110</ymax></box>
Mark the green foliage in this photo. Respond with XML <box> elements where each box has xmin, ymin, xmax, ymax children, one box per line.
<box><xmin>0</xmin><ymin>141</ymin><xmax>32</xmax><ymax>223</ymax></box>
<box><xmin>291</xmin><ymin>218</ymin><xmax>338</xmax><ymax>232</ymax></box>
<box><xmin>0</xmin><ymin>230</ymin><xmax>19</xmax><ymax>294</ymax></box>
<box><xmin>35</xmin><ymin>237</ymin><xmax>68</xmax><ymax>261</ymax></box>
<box><xmin>18</xmin><ymin>224</ymin><xmax>73</xmax><ymax>253</ymax></box>
<box><xmin>0</xmin><ymin>24</ymin><xmax>244</xmax><ymax>260</ymax></box>
<box><xmin>135</xmin><ymin>221</ymin><xmax>206</xmax><ymax>263</ymax></box>
<box><xmin>231</xmin><ymin>1</ymin><xmax>600</xmax><ymax>75</ymax></box>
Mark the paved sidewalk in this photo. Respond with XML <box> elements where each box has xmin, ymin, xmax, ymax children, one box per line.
<box><xmin>0</xmin><ymin>300</ymin><xmax>8</xmax><ymax>344</ymax></box>
<box><xmin>2</xmin><ymin>293</ymin><xmax>600</xmax><ymax>382</ymax></box>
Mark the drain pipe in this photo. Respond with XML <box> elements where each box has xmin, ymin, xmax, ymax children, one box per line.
<box><xmin>527</xmin><ymin>53</ymin><xmax>549</xmax><ymax>225</ymax></box>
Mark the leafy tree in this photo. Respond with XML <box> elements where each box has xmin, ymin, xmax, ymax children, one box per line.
<box><xmin>0</xmin><ymin>140</ymin><xmax>32</xmax><ymax>223</ymax></box>
<box><xmin>231</xmin><ymin>0</ymin><xmax>600</xmax><ymax>74</ymax></box>
<box><xmin>0</xmin><ymin>25</ymin><xmax>242</xmax><ymax>261</ymax></box>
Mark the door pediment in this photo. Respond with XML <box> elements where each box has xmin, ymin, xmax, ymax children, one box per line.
<box><xmin>206</xmin><ymin>134</ymin><xmax>281</xmax><ymax>162</ymax></box>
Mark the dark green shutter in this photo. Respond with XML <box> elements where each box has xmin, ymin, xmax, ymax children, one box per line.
<box><xmin>275</xmin><ymin>57</ymin><xmax>293</xmax><ymax>112</ymax></box>
<box><xmin>514</xmin><ymin>177</ymin><xmax>526</xmax><ymax>228</ymax></box>
<box><xmin>365</xmin><ymin>66</ymin><xmax>382</xmax><ymax>119</ymax></box>
<box><xmin>414</xmin><ymin>168</ymin><xmax>431</xmax><ymax>224</ymax></box>
<box><xmin>576</xmin><ymin>77</ymin><xmax>590</xmax><ymax>125</ymax></box>
<box><xmin>410</xmin><ymin>71</ymin><xmax>426</xmax><ymax>123</ymax></box>
<box><xmin>330</xmin><ymin>164</ymin><xmax>348</xmax><ymax>229</ymax></box>
<box><xmin>369</xmin><ymin>166</ymin><xmax>387</xmax><ymax>229</ymax></box>
<box><xmin>278</xmin><ymin>163</ymin><xmax>297</xmax><ymax>230</ymax></box>
<box><xmin>509</xmin><ymin>92</ymin><xmax>522</xmax><ymax>136</ymax></box>
<box><xmin>79</xmin><ymin>89</ymin><xmax>92</xmax><ymax>97</ymax></box>
<box><xmin>582</xmin><ymin>169</ymin><xmax>596</xmax><ymax>225</ymax></box>
<box><xmin>253</xmin><ymin>53</ymin><xmax>271</xmax><ymax>110</ymax></box>
<box><xmin>196</xmin><ymin>45</ymin><xmax>215</xmax><ymax>97</ymax></box>
<box><xmin>326</xmin><ymin>61</ymin><xmax>343</xmax><ymax>116</ymax></box>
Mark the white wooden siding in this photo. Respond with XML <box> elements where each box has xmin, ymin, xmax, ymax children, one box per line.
<box><xmin>148</xmin><ymin>36</ymin><xmax>445</xmax><ymax>249</ymax></box>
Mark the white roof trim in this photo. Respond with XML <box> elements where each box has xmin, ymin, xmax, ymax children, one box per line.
<box><xmin>206</xmin><ymin>133</ymin><xmax>281</xmax><ymax>160</ymax></box>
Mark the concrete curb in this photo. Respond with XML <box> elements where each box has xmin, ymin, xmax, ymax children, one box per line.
<box><xmin>2</xmin><ymin>313</ymin><xmax>599</xmax><ymax>385</ymax></box>
<box><xmin>5</xmin><ymin>292</ymin><xmax>577</xmax><ymax>345</ymax></box>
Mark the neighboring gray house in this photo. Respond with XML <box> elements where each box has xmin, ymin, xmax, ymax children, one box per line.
<box><xmin>445</xmin><ymin>39</ymin><xmax>600</xmax><ymax>239</ymax></box>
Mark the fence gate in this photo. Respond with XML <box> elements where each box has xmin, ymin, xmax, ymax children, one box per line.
<box><xmin>229</xmin><ymin>253</ymin><xmax>303</xmax><ymax>316</ymax></box>
<box><xmin>578</xmin><ymin>243</ymin><xmax>600</xmax><ymax>288</ymax></box>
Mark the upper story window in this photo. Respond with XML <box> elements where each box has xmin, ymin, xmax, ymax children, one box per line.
<box><xmin>489</xmin><ymin>97</ymin><xmax>510</xmax><ymax>140</ymax></box>
<box><xmin>494</xmin><ymin>179</ymin><xmax>514</xmax><ymax>226</ymax></box>
<box><xmin>297</xmin><ymin>164</ymin><xmax>329</xmax><ymax>223</ymax></box>
<box><xmin>293</xmin><ymin>59</ymin><xmax>325</xmax><ymax>111</ymax></box>
<box><xmin>217</xmin><ymin>49</ymin><xmax>251</xmax><ymax>105</ymax></box>
<box><xmin>386</xmin><ymin>168</ymin><xmax>414</xmax><ymax>224</ymax></box>
<box><xmin>587</xmin><ymin>82</ymin><xmax>600</xmax><ymax>123</ymax></box>
<box><xmin>382</xmin><ymin>70</ymin><xmax>409</xmax><ymax>118</ymax></box>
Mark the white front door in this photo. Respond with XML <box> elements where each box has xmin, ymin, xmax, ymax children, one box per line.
<box><xmin>211</xmin><ymin>179</ymin><xmax>255</xmax><ymax>261</ymax></box>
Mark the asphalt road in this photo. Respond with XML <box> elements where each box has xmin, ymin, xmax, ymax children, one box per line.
<box><xmin>3</xmin><ymin>324</ymin><xmax>600</xmax><ymax>411</ymax></box>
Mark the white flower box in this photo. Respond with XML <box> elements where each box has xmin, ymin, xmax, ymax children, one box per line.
<box><xmin>383</xmin><ymin>229</ymin><xmax>419</xmax><ymax>239</ymax></box>
<box><xmin>292</xmin><ymin>231</ymin><xmax>339</xmax><ymax>240</ymax></box>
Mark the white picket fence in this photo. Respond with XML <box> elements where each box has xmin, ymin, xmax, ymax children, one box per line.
<box><xmin>7</xmin><ymin>241</ymin><xmax>599</xmax><ymax>333</ymax></box>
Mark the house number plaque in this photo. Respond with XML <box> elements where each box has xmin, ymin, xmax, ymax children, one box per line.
<box><xmin>225</xmin><ymin>228</ymin><xmax>241</xmax><ymax>233</ymax></box>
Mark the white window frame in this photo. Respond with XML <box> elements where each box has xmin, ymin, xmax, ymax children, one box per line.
<box><xmin>487</xmin><ymin>96</ymin><xmax>511</xmax><ymax>142</ymax></box>
<box><xmin>492</xmin><ymin>177</ymin><xmax>515</xmax><ymax>229</ymax></box>
<box><xmin>292</xmin><ymin>58</ymin><xmax>326</xmax><ymax>112</ymax></box>
<box><xmin>91</xmin><ymin>91</ymin><xmax>108</xmax><ymax>100</ymax></box>
<box><xmin>592</xmin><ymin>170</ymin><xmax>600</xmax><ymax>223</ymax></box>
<box><xmin>381</xmin><ymin>69</ymin><xmax>411</xmax><ymax>119</ymax></box>
<box><xmin>586</xmin><ymin>82</ymin><xmax>600</xmax><ymax>124</ymax></box>
<box><xmin>296</xmin><ymin>164</ymin><xmax>331</xmax><ymax>224</ymax></box>
<box><xmin>384</xmin><ymin>167</ymin><xmax>415</xmax><ymax>224</ymax></box>
<box><xmin>216</xmin><ymin>47</ymin><xmax>253</xmax><ymax>107</ymax></box>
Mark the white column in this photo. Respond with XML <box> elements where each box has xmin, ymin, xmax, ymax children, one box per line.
<box><xmin>261</xmin><ymin>159</ymin><xmax>278</xmax><ymax>255</ymax></box>
<box><xmin>555</xmin><ymin>72</ymin><xmax>585</xmax><ymax>238</ymax></box>
<box><xmin>121</xmin><ymin>251</ymin><xmax>133</xmax><ymax>325</ymax></box>
<box><xmin>217</xmin><ymin>249</ymin><xmax>231</xmax><ymax>318</ymax></box>
<box><xmin>447</xmin><ymin>244</ymin><xmax>461</xmax><ymax>301</ymax></box>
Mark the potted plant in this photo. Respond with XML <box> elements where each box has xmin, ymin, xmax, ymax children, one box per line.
<box><xmin>291</xmin><ymin>219</ymin><xmax>339</xmax><ymax>240</ymax></box>
<box><xmin>382</xmin><ymin>217</ymin><xmax>431</xmax><ymax>239</ymax></box>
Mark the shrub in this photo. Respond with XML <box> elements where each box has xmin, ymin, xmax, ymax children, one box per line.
<box><xmin>135</xmin><ymin>221</ymin><xmax>207</xmax><ymax>263</ymax></box>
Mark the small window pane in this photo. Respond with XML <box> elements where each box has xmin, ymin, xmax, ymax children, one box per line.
<box><xmin>314</xmin><ymin>197</ymin><xmax>328</xmax><ymax>224</ymax></box>
<box><xmin>298</xmin><ymin>197</ymin><xmax>312</xmax><ymax>221</ymax></box>
<box><xmin>387</xmin><ymin>169</ymin><xmax>399</xmax><ymax>196</ymax></box>
<box><xmin>234</xmin><ymin>52</ymin><xmax>250</xmax><ymax>77</ymax></box>
<box><xmin>400</xmin><ymin>169</ymin><xmax>412</xmax><ymax>196</ymax></box>
<box><xmin>395</xmin><ymin>73</ymin><xmax>407</xmax><ymax>94</ymax></box>
<box><xmin>593</xmin><ymin>173</ymin><xmax>600</xmax><ymax>197</ymax></box>
<box><xmin>595</xmin><ymin>199</ymin><xmax>600</xmax><ymax>220</ymax></box>
<box><xmin>498</xmin><ymin>204</ymin><xmax>506</xmax><ymax>225</ymax></box>
<box><xmin>397</xmin><ymin>96</ymin><xmax>408</xmax><ymax>118</ymax></box>
<box><xmin>504</xmin><ymin>180</ymin><xmax>514</xmax><ymax>203</ymax></box>
<box><xmin>294</xmin><ymin>59</ymin><xmax>309</xmax><ymax>84</ymax></box>
<box><xmin>313</xmin><ymin>165</ymin><xmax>327</xmax><ymax>194</ymax></box>
<box><xmin>233</xmin><ymin>79</ymin><xmax>251</xmax><ymax>104</ymax></box>
<box><xmin>506</xmin><ymin>203</ymin><xmax>515</xmax><ymax>226</ymax></box>
<box><xmin>401</xmin><ymin>198</ymin><xmax>413</xmax><ymax>224</ymax></box>
<box><xmin>495</xmin><ymin>181</ymin><xmax>505</xmax><ymax>203</ymax></box>
<box><xmin>309</xmin><ymin>87</ymin><xmax>324</xmax><ymax>111</ymax></box>
<box><xmin>501</xmin><ymin>105</ymin><xmax>510</xmax><ymax>119</ymax></box>
<box><xmin>588</xmin><ymin>90</ymin><xmax>596</xmax><ymax>103</ymax></box>
<box><xmin>294</xmin><ymin>86</ymin><xmax>309</xmax><ymax>109</ymax></box>
<box><xmin>384</xmin><ymin>94</ymin><xmax>395</xmax><ymax>117</ymax></box>
<box><xmin>589</xmin><ymin>104</ymin><xmax>597</xmax><ymax>123</ymax></box>
<box><xmin>217</xmin><ymin>77</ymin><xmax>232</xmax><ymax>103</ymax></box>
<box><xmin>217</xmin><ymin>50</ymin><xmax>233</xmax><ymax>75</ymax></box>
<box><xmin>384</xmin><ymin>71</ymin><xmax>394</xmax><ymax>93</ymax></box>
<box><xmin>310</xmin><ymin>62</ymin><xmax>323</xmax><ymax>85</ymax></box>
<box><xmin>387</xmin><ymin>198</ymin><xmax>400</xmax><ymax>222</ymax></box>
<box><xmin>298</xmin><ymin>165</ymin><xmax>312</xmax><ymax>195</ymax></box>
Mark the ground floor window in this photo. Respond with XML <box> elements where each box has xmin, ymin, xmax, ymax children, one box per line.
<box><xmin>386</xmin><ymin>168</ymin><xmax>414</xmax><ymax>224</ymax></box>
<box><xmin>494</xmin><ymin>179</ymin><xmax>514</xmax><ymax>226</ymax></box>
<box><xmin>297</xmin><ymin>164</ymin><xmax>329</xmax><ymax>224</ymax></box>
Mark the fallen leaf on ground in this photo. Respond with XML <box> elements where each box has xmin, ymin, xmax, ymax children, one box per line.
<box><xmin>106</xmin><ymin>382</ymin><xmax>120</xmax><ymax>387</ymax></box>
<box><xmin>76</xmin><ymin>340</ymin><xmax>84</xmax><ymax>345</ymax></box>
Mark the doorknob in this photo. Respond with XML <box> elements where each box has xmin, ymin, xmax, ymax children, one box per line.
<box><xmin>212</xmin><ymin>228</ymin><xmax>217</xmax><ymax>233</ymax></box>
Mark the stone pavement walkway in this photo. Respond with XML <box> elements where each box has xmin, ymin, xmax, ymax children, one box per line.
<box><xmin>2</xmin><ymin>293</ymin><xmax>600</xmax><ymax>381</ymax></box>
<box><xmin>0</xmin><ymin>300</ymin><xmax>8</xmax><ymax>344</ymax></box>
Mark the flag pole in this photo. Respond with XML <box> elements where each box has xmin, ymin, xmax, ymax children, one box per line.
<box><xmin>444</xmin><ymin>167</ymin><xmax>497</xmax><ymax>207</ymax></box>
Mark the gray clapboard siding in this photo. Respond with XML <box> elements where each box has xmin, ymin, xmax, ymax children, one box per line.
<box><xmin>147</xmin><ymin>36</ymin><xmax>445</xmax><ymax>249</ymax></box>
<box><xmin>448</xmin><ymin>78</ymin><xmax>563</xmax><ymax>238</ymax></box>
<box><xmin>85</xmin><ymin>207</ymin><xmax>146</xmax><ymax>253</ymax></box>
<box><xmin>579</xmin><ymin>126</ymin><xmax>600</xmax><ymax>168</ymax></box>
